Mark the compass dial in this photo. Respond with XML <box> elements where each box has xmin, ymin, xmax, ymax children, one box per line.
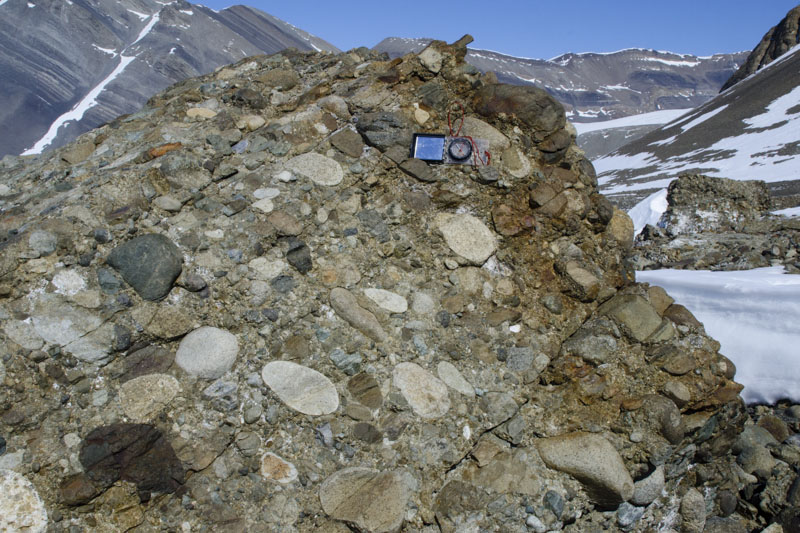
<box><xmin>447</xmin><ymin>138</ymin><xmax>472</xmax><ymax>161</ymax></box>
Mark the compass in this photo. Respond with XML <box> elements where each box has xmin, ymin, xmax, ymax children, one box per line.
<box><xmin>447</xmin><ymin>137</ymin><xmax>472</xmax><ymax>161</ymax></box>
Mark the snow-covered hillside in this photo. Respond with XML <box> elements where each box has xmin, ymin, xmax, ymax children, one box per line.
<box><xmin>596</xmin><ymin>43</ymin><xmax>800</xmax><ymax>207</ymax></box>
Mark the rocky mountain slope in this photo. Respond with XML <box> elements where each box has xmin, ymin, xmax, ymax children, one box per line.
<box><xmin>721</xmin><ymin>4</ymin><xmax>800</xmax><ymax>91</ymax></box>
<box><xmin>0</xmin><ymin>0</ymin><xmax>337</xmax><ymax>158</ymax></box>
<box><xmin>594</xmin><ymin>40</ymin><xmax>800</xmax><ymax>209</ymax></box>
<box><xmin>375</xmin><ymin>38</ymin><xmax>746</xmax><ymax>123</ymax></box>
<box><xmin>0</xmin><ymin>38</ymin><xmax>796</xmax><ymax>533</ymax></box>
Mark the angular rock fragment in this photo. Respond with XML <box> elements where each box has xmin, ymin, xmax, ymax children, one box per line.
<box><xmin>0</xmin><ymin>471</ymin><xmax>47</xmax><ymax>532</ymax></box>
<box><xmin>599</xmin><ymin>294</ymin><xmax>664</xmax><ymax>342</ymax></box>
<box><xmin>118</xmin><ymin>374</ymin><xmax>181</xmax><ymax>422</ymax></box>
<box><xmin>319</xmin><ymin>468</ymin><xmax>410</xmax><ymax>533</ymax></box>
<box><xmin>261</xmin><ymin>452</ymin><xmax>298</xmax><ymax>484</ymax></box>
<box><xmin>537</xmin><ymin>432</ymin><xmax>634</xmax><ymax>508</ymax></box>
<box><xmin>72</xmin><ymin>423</ymin><xmax>184</xmax><ymax>500</ymax></box>
<box><xmin>106</xmin><ymin>233</ymin><xmax>183</xmax><ymax>301</ymax></box>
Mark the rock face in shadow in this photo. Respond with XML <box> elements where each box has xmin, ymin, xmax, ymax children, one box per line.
<box><xmin>720</xmin><ymin>5</ymin><xmax>800</xmax><ymax>91</ymax></box>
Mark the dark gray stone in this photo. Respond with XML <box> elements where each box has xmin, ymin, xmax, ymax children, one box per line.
<box><xmin>271</xmin><ymin>275</ymin><xmax>295</xmax><ymax>294</ymax></box>
<box><xmin>286</xmin><ymin>238</ymin><xmax>313</xmax><ymax>274</ymax></box>
<box><xmin>93</xmin><ymin>228</ymin><xmax>112</xmax><ymax>244</ymax></box>
<box><xmin>355</xmin><ymin>111</ymin><xmax>412</xmax><ymax>152</ymax></box>
<box><xmin>400</xmin><ymin>158</ymin><xmax>437</xmax><ymax>182</ymax></box>
<box><xmin>330</xmin><ymin>349</ymin><xmax>362</xmax><ymax>375</ymax></box>
<box><xmin>544</xmin><ymin>490</ymin><xmax>564</xmax><ymax>518</ymax></box>
<box><xmin>506</xmin><ymin>346</ymin><xmax>534</xmax><ymax>371</ymax></box>
<box><xmin>356</xmin><ymin>209</ymin><xmax>390</xmax><ymax>243</ymax></box>
<box><xmin>106</xmin><ymin>234</ymin><xmax>182</xmax><ymax>301</ymax></box>
<box><xmin>96</xmin><ymin>267</ymin><xmax>122</xmax><ymax>294</ymax></box>
<box><xmin>202</xmin><ymin>379</ymin><xmax>239</xmax><ymax>412</ymax></box>
<box><xmin>112</xmin><ymin>325</ymin><xmax>131</xmax><ymax>352</ymax></box>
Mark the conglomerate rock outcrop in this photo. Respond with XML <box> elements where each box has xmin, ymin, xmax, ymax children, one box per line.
<box><xmin>0</xmin><ymin>37</ymin><xmax>796</xmax><ymax>532</ymax></box>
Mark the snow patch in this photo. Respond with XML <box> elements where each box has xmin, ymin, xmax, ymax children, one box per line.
<box><xmin>130</xmin><ymin>11</ymin><xmax>161</xmax><ymax>47</ymax></box>
<box><xmin>640</xmin><ymin>57</ymin><xmax>700</xmax><ymax>67</ymax></box>
<box><xmin>774</xmin><ymin>206</ymin><xmax>800</xmax><ymax>217</ymax></box>
<box><xmin>745</xmin><ymin>83</ymin><xmax>800</xmax><ymax>128</ymax></box>
<box><xmin>0</xmin><ymin>0</ymin><xmax>9</xmax><ymax>6</ymax></box>
<box><xmin>22</xmin><ymin>55</ymin><xmax>136</xmax><ymax>155</ymax></box>
<box><xmin>680</xmin><ymin>104</ymin><xmax>729</xmax><ymax>133</ymax></box>
<box><xmin>637</xmin><ymin>267</ymin><xmax>800</xmax><ymax>404</ymax></box>
<box><xmin>627</xmin><ymin>188</ymin><xmax>668</xmax><ymax>235</ymax></box>
<box><xmin>127</xmin><ymin>9</ymin><xmax>149</xmax><ymax>20</ymax></box>
<box><xmin>573</xmin><ymin>109</ymin><xmax>691</xmax><ymax>135</ymax></box>
<box><xmin>92</xmin><ymin>44</ymin><xmax>117</xmax><ymax>56</ymax></box>
<box><xmin>179</xmin><ymin>9</ymin><xmax>193</xmax><ymax>15</ymax></box>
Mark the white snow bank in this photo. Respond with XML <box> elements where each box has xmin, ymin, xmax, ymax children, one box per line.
<box><xmin>774</xmin><ymin>206</ymin><xmax>800</xmax><ymax>217</ymax></box>
<box><xmin>572</xmin><ymin>109</ymin><xmax>690</xmax><ymax>135</ymax></box>
<box><xmin>628</xmin><ymin>188</ymin><xmax>668</xmax><ymax>236</ymax></box>
<box><xmin>637</xmin><ymin>267</ymin><xmax>800</xmax><ymax>404</ymax></box>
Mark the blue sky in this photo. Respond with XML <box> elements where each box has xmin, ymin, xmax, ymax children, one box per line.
<box><xmin>198</xmin><ymin>1</ymin><xmax>800</xmax><ymax>59</ymax></box>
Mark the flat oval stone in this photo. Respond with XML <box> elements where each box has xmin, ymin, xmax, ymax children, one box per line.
<box><xmin>393</xmin><ymin>362</ymin><xmax>450</xmax><ymax>419</ymax></box>
<box><xmin>320</xmin><ymin>467</ymin><xmax>410</xmax><ymax>533</ymax></box>
<box><xmin>261</xmin><ymin>361</ymin><xmax>339</xmax><ymax>415</ymax></box>
<box><xmin>118</xmin><ymin>374</ymin><xmax>181</xmax><ymax>422</ymax></box>
<box><xmin>176</xmin><ymin>327</ymin><xmax>239</xmax><ymax>379</ymax></box>
<box><xmin>437</xmin><ymin>361</ymin><xmax>475</xmax><ymax>397</ymax></box>
<box><xmin>364</xmin><ymin>288</ymin><xmax>408</xmax><ymax>313</ymax></box>
<box><xmin>106</xmin><ymin>233</ymin><xmax>183</xmax><ymax>301</ymax></box>
<box><xmin>436</xmin><ymin>213</ymin><xmax>497</xmax><ymax>265</ymax></box>
<box><xmin>0</xmin><ymin>471</ymin><xmax>47</xmax><ymax>533</ymax></box>
<box><xmin>330</xmin><ymin>288</ymin><xmax>387</xmax><ymax>342</ymax></box>
<box><xmin>286</xmin><ymin>152</ymin><xmax>343</xmax><ymax>186</ymax></box>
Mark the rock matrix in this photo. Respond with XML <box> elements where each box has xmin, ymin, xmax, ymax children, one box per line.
<box><xmin>633</xmin><ymin>174</ymin><xmax>800</xmax><ymax>272</ymax></box>
<box><xmin>0</xmin><ymin>37</ymin><xmax>792</xmax><ymax>532</ymax></box>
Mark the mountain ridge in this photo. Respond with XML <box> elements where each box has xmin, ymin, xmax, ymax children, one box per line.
<box><xmin>375</xmin><ymin>37</ymin><xmax>747</xmax><ymax>123</ymax></box>
<box><xmin>595</xmin><ymin>41</ymin><xmax>800</xmax><ymax>208</ymax></box>
<box><xmin>0</xmin><ymin>0</ymin><xmax>338</xmax><ymax>158</ymax></box>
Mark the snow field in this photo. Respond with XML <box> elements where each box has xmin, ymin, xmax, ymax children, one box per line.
<box><xmin>638</xmin><ymin>267</ymin><xmax>800</xmax><ymax>404</ymax></box>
